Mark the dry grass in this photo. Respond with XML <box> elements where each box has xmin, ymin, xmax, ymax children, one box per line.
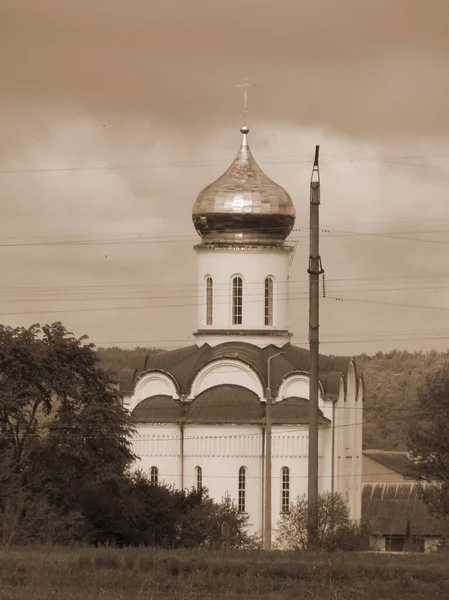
<box><xmin>1</xmin><ymin>545</ymin><xmax>449</xmax><ymax>599</ymax></box>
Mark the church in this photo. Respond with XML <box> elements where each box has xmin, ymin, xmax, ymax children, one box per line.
<box><xmin>120</xmin><ymin>124</ymin><xmax>363</xmax><ymax>541</ymax></box>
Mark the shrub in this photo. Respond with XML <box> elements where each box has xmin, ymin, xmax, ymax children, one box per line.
<box><xmin>274</xmin><ymin>491</ymin><xmax>371</xmax><ymax>552</ymax></box>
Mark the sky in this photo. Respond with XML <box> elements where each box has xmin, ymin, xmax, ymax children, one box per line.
<box><xmin>1</xmin><ymin>0</ymin><xmax>449</xmax><ymax>355</ymax></box>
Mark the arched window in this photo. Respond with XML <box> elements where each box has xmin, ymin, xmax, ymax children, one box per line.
<box><xmin>205</xmin><ymin>277</ymin><xmax>213</xmax><ymax>325</ymax></box>
<box><xmin>238</xmin><ymin>466</ymin><xmax>246</xmax><ymax>513</ymax></box>
<box><xmin>150</xmin><ymin>466</ymin><xmax>159</xmax><ymax>485</ymax></box>
<box><xmin>195</xmin><ymin>466</ymin><xmax>203</xmax><ymax>491</ymax></box>
<box><xmin>232</xmin><ymin>276</ymin><xmax>243</xmax><ymax>325</ymax></box>
<box><xmin>264</xmin><ymin>277</ymin><xmax>274</xmax><ymax>326</ymax></box>
<box><xmin>281</xmin><ymin>467</ymin><xmax>290</xmax><ymax>513</ymax></box>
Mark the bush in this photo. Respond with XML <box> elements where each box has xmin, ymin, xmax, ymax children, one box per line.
<box><xmin>274</xmin><ymin>491</ymin><xmax>371</xmax><ymax>552</ymax></box>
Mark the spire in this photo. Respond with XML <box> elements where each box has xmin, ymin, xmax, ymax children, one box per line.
<box><xmin>235</xmin><ymin>76</ymin><xmax>256</xmax><ymax>134</ymax></box>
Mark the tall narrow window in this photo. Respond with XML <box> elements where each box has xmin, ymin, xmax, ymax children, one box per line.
<box><xmin>196</xmin><ymin>466</ymin><xmax>203</xmax><ymax>491</ymax></box>
<box><xmin>238</xmin><ymin>466</ymin><xmax>246</xmax><ymax>513</ymax></box>
<box><xmin>264</xmin><ymin>277</ymin><xmax>274</xmax><ymax>326</ymax></box>
<box><xmin>281</xmin><ymin>467</ymin><xmax>290</xmax><ymax>513</ymax></box>
<box><xmin>206</xmin><ymin>277</ymin><xmax>213</xmax><ymax>325</ymax></box>
<box><xmin>232</xmin><ymin>276</ymin><xmax>243</xmax><ymax>325</ymax></box>
<box><xmin>150</xmin><ymin>466</ymin><xmax>159</xmax><ymax>485</ymax></box>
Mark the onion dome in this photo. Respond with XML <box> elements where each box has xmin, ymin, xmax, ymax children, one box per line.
<box><xmin>192</xmin><ymin>126</ymin><xmax>295</xmax><ymax>245</ymax></box>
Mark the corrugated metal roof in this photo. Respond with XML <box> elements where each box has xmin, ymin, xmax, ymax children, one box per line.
<box><xmin>120</xmin><ymin>342</ymin><xmax>356</xmax><ymax>401</ymax></box>
<box><xmin>363</xmin><ymin>450</ymin><xmax>419</xmax><ymax>478</ymax></box>
<box><xmin>362</xmin><ymin>483</ymin><xmax>443</xmax><ymax>536</ymax></box>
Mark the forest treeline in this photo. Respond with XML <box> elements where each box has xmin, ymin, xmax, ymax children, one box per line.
<box><xmin>97</xmin><ymin>347</ymin><xmax>449</xmax><ymax>451</ymax></box>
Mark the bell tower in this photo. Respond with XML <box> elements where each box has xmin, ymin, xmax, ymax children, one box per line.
<box><xmin>192</xmin><ymin>126</ymin><xmax>296</xmax><ymax>347</ymax></box>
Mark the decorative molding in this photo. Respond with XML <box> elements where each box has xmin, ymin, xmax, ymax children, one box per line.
<box><xmin>133</xmin><ymin>370</ymin><xmax>180</xmax><ymax>401</ymax></box>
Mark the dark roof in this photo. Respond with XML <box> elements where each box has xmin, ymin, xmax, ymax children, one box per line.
<box><xmin>131</xmin><ymin>396</ymin><xmax>184</xmax><ymax>423</ymax></box>
<box><xmin>272</xmin><ymin>397</ymin><xmax>327</xmax><ymax>425</ymax></box>
<box><xmin>184</xmin><ymin>385</ymin><xmax>264</xmax><ymax>424</ymax></box>
<box><xmin>130</xmin><ymin>387</ymin><xmax>328</xmax><ymax>426</ymax></box>
<box><xmin>363</xmin><ymin>450</ymin><xmax>419</xmax><ymax>478</ymax></box>
<box><xmin>362</xmin><ymin>483</ymin><xmax>444</xmax><ymax>536</ymax></box>
<box><xmin>120</xmin><ymin>342</ymin><xmax>358</xmax><ymax>400</ymax></box>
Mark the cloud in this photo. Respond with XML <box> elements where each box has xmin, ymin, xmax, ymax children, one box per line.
<box><xmin>1</xmin><ymin>1</ymin><xmax>449</xmax><ymax>353</ymax></box>
<box><xmin>1</xmin><ymin>0</ymin><xmax>449</xmax><ymax>140</ymax></box>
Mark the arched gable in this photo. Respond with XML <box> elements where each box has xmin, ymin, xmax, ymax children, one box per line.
<box><xmin>130</xmin><ymin>370</ymin><xmax>180</xmax><ymax>412</ymax></box>
<box><xmin>189</xmin><ymin>358</ymin><xmax>264</xmax><ymax>399</ymax></box>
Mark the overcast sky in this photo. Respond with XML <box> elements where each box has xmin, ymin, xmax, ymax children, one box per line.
<box><xmin>1</xmin><ymin>0</ymin><xmax>449</xmax><ymax>355</ymax></box>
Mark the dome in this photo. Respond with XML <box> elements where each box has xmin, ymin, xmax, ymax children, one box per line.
<box><xmin>192</xmin><ymin>127</ymin><xmax>295</xmax><ymax>245</ymax></box>
<box><xmin>131</xmin><ymin>395</ymin><xmax>184</xmax><ymax>423</ymax></box>
<box><xmin>185</xmin><ymin>384</ymin><xmax>264</xmax><ymax>424</ymax></box>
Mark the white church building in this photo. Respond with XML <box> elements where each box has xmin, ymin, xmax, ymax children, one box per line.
<box><xmin>120</xmin><ymin>125</ymin><xmax>363</xmax><ymax>540</ymax></box>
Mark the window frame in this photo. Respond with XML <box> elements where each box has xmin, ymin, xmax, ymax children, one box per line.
<box><xmin>232</xmin><ymin>276</ymin><xmax>243</xmax><ymax>325</ymax></box>
<box><xmin>205</xmin><ymin>276</ymin><xmax>213</xmax><ymax>326</ymax></box>
<box><xmin>281</xmin><ymin>466</ymin><xmax>290</xmax><ymax>513</ymax></box>
<box><xmin>150</xmin><ymin>466</ymin><xmax>159</xmax><ymax>485</ymax></box>
<box><xmin>264</xmin><ymin>276</ymin><xmax>274</xmax><ymax>326</ymax></box>
<box><xmin>196</xmin><ymin>465</ymin><xmax>203</xmax><ymax>491</ymax></box>
<box><xmin>238</xmin><ymin>466</ymin><xmax>246</xmax><ymax>513</ymax></box>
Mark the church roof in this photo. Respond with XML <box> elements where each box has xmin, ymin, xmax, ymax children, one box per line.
<box><xmin>119</xmin><ymin>341</ymin><xmax>358</xmax><ymax>401</ymax></box>
<box><xmin>131</xmin><ymin>395</ymin><xmax>184</xmax><ymax>423</ymax></box>
<box><xmin>272</xmin><ymin>397</ymin><xmax>312</xmax><ymax>424</ymax></box>
<box><xmin>192</xmin><ymin>127</ymin><xmax>295</xmax><ymax>245</ymax></box>
<box><xmin>184</xmin><ymin>384</ymin><xmax>264</xmax><ymax>424</ymax></box>
<box><xmin>130</xmin><ymin>385</ymin><xmax>328</xmax><ymax>425</ymax></box>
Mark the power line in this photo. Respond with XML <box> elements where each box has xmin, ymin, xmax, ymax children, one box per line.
<box><xmin>1</xmin><ymin>151</ymin><xmax>448</xmax><ymax>175</ymax></box>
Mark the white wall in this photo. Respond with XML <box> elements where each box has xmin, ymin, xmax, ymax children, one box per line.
<box><xmin>132</xmin><ymin>424</ymin><xmax>183</xmax><ymax>489</ymax></box>
<box><xmin>332</xmin><ymin>361</ymin><xmax>362</xmax><ymax>520</ymax></box>
<box><xmin>195</xmin><ymin>246</ymin><xmax>291</xmax><ymax>336</ymax></box>
<box><xmin>184</xmin><ymin>425</ymin><xmax>263</xmax><ymax>534</ymax></box>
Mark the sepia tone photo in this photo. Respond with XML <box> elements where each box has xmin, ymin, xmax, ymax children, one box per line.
<box><xmin>1</xmin><ymin>1</ymin><xmax>449</xmax><ymax>598</ymax></box>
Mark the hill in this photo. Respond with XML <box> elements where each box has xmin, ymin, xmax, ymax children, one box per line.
<box><xmin>97</xmin><ymin>347</ymin><xmax>449</xmax><ymax>450</ymax></box>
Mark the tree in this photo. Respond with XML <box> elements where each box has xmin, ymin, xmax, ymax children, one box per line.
<box><xmin>275</xmin><ymin>492</ymin><xmax>369</xmax><ymax>551</ymax></box>
<box><xmin>408</xmin><ymin>362</ymin><xmax>449</xmax><ymax>518</ymax></box>
<box><xmin>0</xmin><ymin>322</ymin><xmax>135</xmax><ymax>542</ymax></box>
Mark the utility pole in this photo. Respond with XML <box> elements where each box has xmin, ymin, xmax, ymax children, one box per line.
<box><xmin>264</xmin><ymin>351</ymin><xmax>285</xmax><ymax>551</ymax></box>
<box><xmin>307</xmin><ymin>146</ymin><xmax>323</xmax><ymax>549</ymax></box>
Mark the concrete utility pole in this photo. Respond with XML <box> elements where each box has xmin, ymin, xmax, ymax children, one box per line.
<box><xmin>264</xmin><ymin>351</ymin><xmax>285</xmax><ymax>551</ymax></box>
<box><xmin>307</xmin><ymin>146</ymin><xmax>323</xmax><ymax>549</ymax></box>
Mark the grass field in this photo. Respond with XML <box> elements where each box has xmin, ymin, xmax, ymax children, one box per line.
<box><xmin>1</xmin><ymin>546</ymin><xmax>449</xmax><ymax>600</ymax></box>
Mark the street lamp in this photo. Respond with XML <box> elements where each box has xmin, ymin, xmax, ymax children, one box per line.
<box><xmin>264</xmin><ymin>351</ymin><xmax>285</xmax><ymax>551</ymax></box>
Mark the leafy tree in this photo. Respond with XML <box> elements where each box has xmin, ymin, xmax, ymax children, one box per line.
<box><xmin>179</xmin><ymin>492</ymin><xmax>258</xmax><ymax>550</ymax></box>
<box><xmin>0</xmin><ymin>322</ymin><xmax>135</xmax><ymax>542</ymax></box>
<box><xmin>275</xmin><ymin>492</ymin><xmax>369</xmax><ymax>551</ymax></box>
<box><xmin>80</xmin><ymin>474</ymin><xmax>254</xmax><ymax>549</ymax></box>
<box><xmin>408</xmin><ymin>362</ymin><xmax>449</xmax><ymax>518</ymax></box>
<box><xmin>0</xmin><ymin>322</ymin><xmax>134</xmax><ymax>470</ymax></box>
